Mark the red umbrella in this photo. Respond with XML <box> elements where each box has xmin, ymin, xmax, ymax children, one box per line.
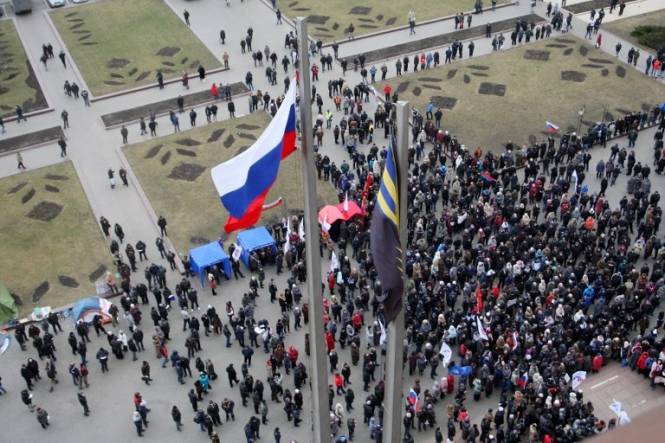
<box><xmin>318</xmin><ymin>205</ymin><xmax>344</xmax><ymax>226</ymax></box>
<box><xmin>336</xmin><ymin>200</ymin><xmax>365</xmax><ymax>220</ymax></box>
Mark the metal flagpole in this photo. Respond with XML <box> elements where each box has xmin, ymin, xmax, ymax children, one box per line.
<box><xmin>383</xmin><ymin>101</ymin><xmax>410</xmax><ymax>443</ymax></box>
<box><xmin>295</xmin><ymin>17</ymin><xmax>330</xmax><ymax>443</ymax></box>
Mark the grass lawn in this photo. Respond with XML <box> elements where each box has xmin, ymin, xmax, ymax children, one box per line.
<box><xmin>50</xmin><ymin>0</ymin><xmax>220</xmax><ymax>96</ymax></box>
<box><xmin>377</xmin><ymin>36</ymin><xmax>665</xmax><ymax>152</ymax></box>
<box><xmin>0</xmin><ymin>19</ymin><xmax>48</xmax><ymax>118</ymax></box>
<box><xmin>604</xmin><ymin>9</ymin><xmax>665</xmax><ymax>52</ymax></box>
<box><xmin>279</xmin><ymin>0</ymin><xmax>507</xmax><ymax>42</ymax></box>
<box><xmin>124</xmin><ymin>112</ymin><xmax>339</xmax><ymax>254</ymax></box>
<box><xmin>0</xmin><ymin>162</ymin><xmax>112</xmax><ymax>316</ymax></box>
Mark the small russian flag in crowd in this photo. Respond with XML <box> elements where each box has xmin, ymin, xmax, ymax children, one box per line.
<box><xmin>211</xmin><ymin>80</ymin><xmax>297</xmax><ymax>233</ymax></box>
<box><xmin>407</xmin><ymin>389</ymin><xmax>418</xmax><ymax>405</ymax></box>
<box><xmin>545</xmin><ymin>121</ymin><xmax>559</xmax><ymax>133</ymax></box>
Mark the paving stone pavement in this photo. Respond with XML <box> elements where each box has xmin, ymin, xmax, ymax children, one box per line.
<box><xmin>1</xmin><ymin>0</ymin><xmax>665</xmax><ymax>442</ymax></box>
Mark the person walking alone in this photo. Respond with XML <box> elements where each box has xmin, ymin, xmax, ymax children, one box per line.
<box><xmin>78</xmin><ymin>392</ymin><xmax>90</xmax><ymax>416</ymax></box>
<box><xmin>17</xmin><ymin>152</ymin><xmax>26</xmax><ymax>170</ymax></box>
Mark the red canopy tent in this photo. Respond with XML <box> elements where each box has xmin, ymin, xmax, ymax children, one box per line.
<box><xmin>318</xmin><ymin>201</ymin><xmax>365</xmax><ymax>225</ymax></box>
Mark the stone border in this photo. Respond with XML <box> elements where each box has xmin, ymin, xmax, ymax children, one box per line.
<box><xmin>564</xmin><ymin>0</ymin><xmax>640</xmax><ymax>15</ymax></box>
<box><xmin>0</xmin><ymin>126</ymin><xmax>64</xmax><ymax>156</ymax></box>
<box><xmin>101</xmin><ymin>87</ymin><xmax>251</xmax><ymax>130</ymax></box>
<box><xmin>90</xmin><ymin>66</ymin><xmax>231</xmax><ymax>103</ymax></box>
<box><xmin>342</xmin><ymin>13</ymin><xmax>544</xmax><ymax>65</ymax></box>
<box><xmin>2</xmin><ymin>107</ymin><xmax>55</xmax><ymax>124</ymax></box>
<box><xmin>257</xmin><ymin>0</ymin><xmax>517</xmax><ymax>46</ymax></box>
<box><xmin>327</xmin><ymin>2</ymin><xmax>518</xmax><ymax>47</ymax></box>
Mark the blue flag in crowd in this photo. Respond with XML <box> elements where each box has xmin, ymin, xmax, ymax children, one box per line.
<box><xmin>449</xmin><ymin>365</ymin><xmax>473</xmax><ymax>377</ymax></box>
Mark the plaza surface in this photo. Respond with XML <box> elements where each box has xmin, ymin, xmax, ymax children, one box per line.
<box><xmin>0</xmin><ymin>0</ymin><xmax>665</xmax><ymax>442</ymax></box>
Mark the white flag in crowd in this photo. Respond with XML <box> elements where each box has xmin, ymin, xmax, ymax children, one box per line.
<box><xmin>439</xmin><ymin>342</ymin><xmax>452</xmax><ymax>366</ymax></box>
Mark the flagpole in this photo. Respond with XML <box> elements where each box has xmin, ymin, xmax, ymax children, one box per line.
<box><xmin>295</xmin><ymin>17</ymin><xmax>330</xmax><ymax>443</ymax></box>
<box><xmin>383</xmin><ymin>101</ymin><xmax>410</xmax><ymax>443</ymax></box>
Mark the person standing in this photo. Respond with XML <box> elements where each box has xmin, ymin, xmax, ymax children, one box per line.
<box><xmin>81</xmin><ymin>90</ymin><xmax>90</xmax><ymax>106</ymax></box>
<box><xmin>172</xmin><ymin>405</ymin><xmax>183</xmax><ymax>431</ymax></box>
<box><xmin>184</xmin><ymin>10</ymin><xmax>190</xmax><ymax>26</ymax></box>
<box><xmin>36</xmin><ymin>407</ymin><xmax>50</xmax><ymax>429</ymax></box>
<box><xmin>15</xmin><ymin>105</ymin><xmax>27</xmax><ymax>122</ymax></box>
<box><xmin>119</xmin><ymin>168</ymin><xmax>129</xmax><ymax>186</ymax></box>
<box><xmin>0</xmin><ymin>116</ymin><xmax>5</xmax><ymax>134</ymax></box>
<box><xmin>58</xmin><ymin>137</ymin><xmax>67</xmax><ymax>157</ymax></box>
<box><xmin>61</xmin><ymin>110</ymin><xmax>69</xmax><ymax>129</ymax></box>
<box><xmin>16</xmin><ymin>152</ymin><xmax>26</xmax><ymax>170</ymax></box>
<box><xmin>133</xmin><ymin>410</ymin><xmax>144</xmax><ymax>436</ymax></box>
<box><xmin>156</xmin><ymin>71</ymin><xmax>164</xmax><ymax>89</ymax></box>
<box><xmin>78</xmin><ymin>392</ymin><xmax>90</xmax><ymax>416</ymax></box>
<box><xmin>121</xmin><ymin>125</ymin><xmax>129</xmax><ymax>144</ymax></box>
<box><xmin>157</xmin><ymin>215</ymin><xmax>168</xmax><ymax>236</ymax></box>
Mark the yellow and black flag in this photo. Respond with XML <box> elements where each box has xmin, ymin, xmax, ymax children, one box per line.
<box><xmin>370</xmin><ymin>136</ymin><xmax>404</xmax><ymax>324</ymax></box>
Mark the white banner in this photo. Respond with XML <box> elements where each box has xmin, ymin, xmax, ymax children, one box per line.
<box><xmin>571</xmin><ymin>371</ymin><xmax>587</xmax><ymax>390</ymax></box>
<box><xmin>232</xmin><ymin>245</ymin><xmax>242</xmax><ymax>261</ymax></box>
<box><xmin>476</xmin><ymin>316</ymin><xmax>488</xmax><ymax>341</ymax></box>
<box><xmin>439</xmin><ymin>342</ymin><xmax>452</xmax><ymax>366</ymax></box>
<box><xmin>330</xmin><ymin>251</ymin><xmax>339</xmax><ymax>273</ymax></box>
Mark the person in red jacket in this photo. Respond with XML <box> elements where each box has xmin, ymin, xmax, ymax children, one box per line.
<box><xmin>334</xmin><ymin>373</ymin><xmax>345</xmax><ymax>394</ymax></box>
<box><xmin>383</xmin><ymin>84</ymin><xmax>392</xmax><ymax>102</ymax></box>
<box><xmin>325</xmin><ymin>331</ymin><xmax>335</xmax><ymax>353</ymax></box>
<box><xmin>592</xmin><ymin>354</ymin><xmax>603</xmax><ymax>372</ymax></box>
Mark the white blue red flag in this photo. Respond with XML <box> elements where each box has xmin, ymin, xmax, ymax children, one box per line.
<box><xmin>211</xmin><ymin>81</ymin><xmax>297</xmax><ymax>233</ymax></box>
<box><xmin>545</xmin><ymin>121</ymin><xmax>559</xmax><ymax>133</ymax></box>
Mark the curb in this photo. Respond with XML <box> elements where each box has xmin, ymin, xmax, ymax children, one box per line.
<box><xmin>101</xmin><ymin>89</ymin><xmax>253</xmax><ymax>130</ymax></box>
<box><xmin>2</xmin><ymin>107</ymin><xmax>54</xmax><ymax>124</ymax></box>
<box><xmin>90</xmin><ymin>67</ymin><xmax>230</xmax><ymax>103</ymax></box>
<box><xmin>322</xmin><ymin>2</ymin><xmax>518</xmax><ymax>48</ymax></box>
<box><xmin>0</xmin><ymin>126</ymin><xmax>63</xmax><ymax>158</ymax></box>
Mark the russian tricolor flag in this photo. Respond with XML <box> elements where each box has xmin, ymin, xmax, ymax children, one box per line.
<box><xmin>545</xmin><ymin>121</ymin><xmax>559</xmax><ymax>134</ymax></box>
<box><xmin>211</xmin><ymin>81</ymin><xmax>297</xmax><ymax>233</ymax></box>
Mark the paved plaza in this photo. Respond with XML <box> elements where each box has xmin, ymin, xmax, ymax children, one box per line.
<box><xmin>1</xmin><ymin>0</ymin><xmax>665</xmax><ymax>442</ymax></box>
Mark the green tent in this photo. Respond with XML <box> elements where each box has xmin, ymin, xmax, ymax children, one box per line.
<box><xmin>0</xmin><ymin>283</ymin><xmax>18</xmax><ymax>324</ymax></box>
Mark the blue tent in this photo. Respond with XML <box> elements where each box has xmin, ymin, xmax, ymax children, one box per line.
<box><xmin>189</xmin><ymin>242</ymin><xmax>232</xmax><ymax>287</ymax></box>
<box><xmin>237</xmin><ymin>226</ymin><xmax>277</xmax><ymax>268</ymax></box>
<box><xmin>71</xmin><ymin>296</ymin><xmax>113</xmax><ymax>324</ymax></box>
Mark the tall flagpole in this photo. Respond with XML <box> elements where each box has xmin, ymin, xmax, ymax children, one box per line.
<box><xmin>295</xmin><ymin>17</ymin><xmax>330</xmax><ymax>443</ymax></box>
<box><xmin>383</xmin><ymin>101</ymin><xmax>410</xmax><ymax>443</ymax></box>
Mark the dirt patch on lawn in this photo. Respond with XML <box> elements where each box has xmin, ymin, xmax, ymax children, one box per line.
<box><xmin>168</xmin><ymin>163</ymin><xmax>206</xmax><ymax>182</ymax></box>
<box><xmin>26</xmin><ymin>201</ymin><xmax>64</xmax><ymax>222</ymax></box>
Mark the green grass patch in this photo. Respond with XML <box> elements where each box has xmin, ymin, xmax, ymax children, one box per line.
<box><xmin>604</xmin><ymin>9</ymin><xmax>665</xmax><ymax>52</ymax></box>
<box><xmin>630</xmin><ymin>26</ymin><xmax>665</xmax><ymax>51</ymax></box>
<box><xmin>50</xmin><ymin>0</ymin><xmax>221</xmax><ymax>96</ymax></box>
<box><xmin>124</xmin><ymin>112</ymin><xmax>339</xmax><ymax>253</ymax></box>
<box><xmin>0</xmin><ymin>19</ymin><xmax>48</xmax><ymax>118</ymax></box>
<box><xmin>0</xmin><ymin>162</ymin><xmax>112</xmax><ymax>316</ymax></box>
<box><xmin>280</xmin><ymin>0</ymin><xmax>507</xmax><ymax>42</ymax></box>
<box><xmin>377</xmin><ymin>37</ymin><xmax>665</xmax><ymax>152</ymax></box>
